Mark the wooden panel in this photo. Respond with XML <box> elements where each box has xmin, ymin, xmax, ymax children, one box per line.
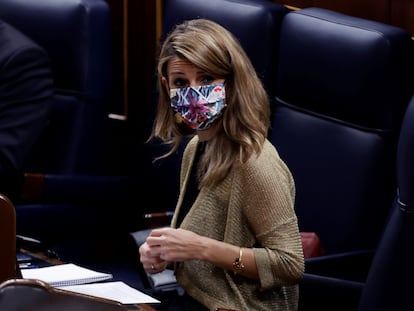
<box><xmin>104</xmin><ymin>0</ymin><xmax>159</xmax><ymax>174</ymax></box>
<box><xmin>390</xmin><ymin>0</ymin><xmax>414</xmax><ymax>36</ymax></box>
<box><xmin>105</xmin><ymin>0</ymin><xmax>125</xmax><ymax>116</ymax></box>
<box><xmin>280</xmin><ymin>0</ymin><xmax>388</xmax><ymax>23</ymax></box>
<box><xmin>105</xmin><ymin>0</ymin><xmax>158</xmax><ymax>120</ymax></box>
<box><xmin>282</xmin><ymin>0</ymin><xmax>312</xmax><ymax>10</ymax></box>
<box><xmin>126</xmin><ymin>0</ymin><xmax>158</xmax><ymax>124</ymax></box>
<box><xmin>279</xmin><ymin>0</ymin><xmax>414</xmax><ymax>35</ymax></box>
<box><xmin>314</xmin><ymin>0</ymin><xmax>388</xmax><ymax>23</ymax></box>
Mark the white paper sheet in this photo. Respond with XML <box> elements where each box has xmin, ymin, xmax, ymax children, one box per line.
<box><xmin>59</xmin><ymin>281</ymin><xmax>160</xmax><ymax>304</ymax></box>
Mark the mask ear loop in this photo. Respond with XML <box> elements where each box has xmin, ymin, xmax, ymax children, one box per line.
<box><xmin>174</xmin><ymin>112</ymin><xmax>183</xmax><ymax>124</ymax></box>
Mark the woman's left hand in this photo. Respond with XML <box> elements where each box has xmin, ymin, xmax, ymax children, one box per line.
<box><xmin>146</xmin><ymin>227</ymin><xmax>205</xmax><ymax>262</ymax></box>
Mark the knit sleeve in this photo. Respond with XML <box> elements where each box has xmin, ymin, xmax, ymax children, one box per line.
<box><xmin>239</xmin><ymin>141</ymin><xmax>304</xmax><ymax>290</ymax></box>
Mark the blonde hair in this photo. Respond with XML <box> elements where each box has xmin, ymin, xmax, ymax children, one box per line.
<box><xmin>150</xmin><ymin>18</ymin><xmax>270</xmax><ymax>187</ymax></box>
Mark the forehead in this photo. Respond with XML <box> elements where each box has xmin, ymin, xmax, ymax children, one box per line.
<box><xmin>167</xmin><ymin>57</ymin><xmax>202</xmax><ymax>75</ymax></box>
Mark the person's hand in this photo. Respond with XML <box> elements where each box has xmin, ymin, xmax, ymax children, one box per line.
<box><xmin>146</xmin><ymin>227</ymin><xmax>204</xmax><ymax>262</ymax></box>
<box><xmin>139</xmin><ymin>240</ymin><xmax>169</xmax><ymax>274</ymax></box>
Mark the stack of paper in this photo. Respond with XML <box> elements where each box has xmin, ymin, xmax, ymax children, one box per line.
<box><xmin>21</xmin><ymin>263</ymin><xmax>160</xmax><ymax>304</ymax></box>
<box><xmin>21</xmin><ymin>263</ymin><xmax>113</xmax><ymax>287</ymax></box>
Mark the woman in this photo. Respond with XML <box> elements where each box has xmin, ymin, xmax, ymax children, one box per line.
<box><xmin>139</xmin><ymin>18</ymin><xmax>304</xmax><ymax>311</ymax></box>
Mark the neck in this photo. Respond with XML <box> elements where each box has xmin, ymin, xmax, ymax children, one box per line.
<box><xmin>197</xmin><ymin>124</ymin><xmax>217</xmax><ymax>141</ymax></box>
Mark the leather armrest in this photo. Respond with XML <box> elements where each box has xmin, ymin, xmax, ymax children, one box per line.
<box><xmin>299</xmin><ymin>272</ymin><xmax>365</xmax><ymax>311</ymax></box>
<box><xmin>21</xmin><ymin>173</ymin><xmax>130</xmax><ymax>203</ymax></box>
<box><xmin>299</xmin><ymin>248</ymin><xmax>373</xmax><ymax>311</ymax></box>
<box><xmin>305</xmin><ymin>249</ymin><xmax>375</xmax><ymax>282</ymax></box>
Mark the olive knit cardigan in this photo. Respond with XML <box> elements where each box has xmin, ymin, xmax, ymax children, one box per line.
<box><xmin>171</xmin><ymin>136</ymin><xmax>305</xmax><ymax>311</ymax></box>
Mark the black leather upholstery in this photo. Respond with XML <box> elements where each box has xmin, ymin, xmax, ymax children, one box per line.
<box><xmin>272</xmin><ymin>7</ymin><xmax>412</xmax><ymax>255</ymax></box>
<box><xmin>0</xmin><ymin>0</ymin><xmax>112</xmax><ymax>174</ymax></box>
<box><xmin>357</xmin><ymin>95</ymin><xmax>414</xmax><ymax>311</ymax></box>
<box><xmin>162</xmin><ymin>0</ymin><xmax>289</xmax><ymax>99</ymax></box>
<box><xmin>270</xmin><ymin>7</ymin><xmax>413</xmax><ymax>311</ymax></box>
<box><xmin>0</xmin><ymin>278</ymin><xmax>128</xmax><ymax>311</ymax></box>
<box><xmin>0</xmin><ymin>0</ymin><xmax>139</xmax><ymax>279</ymax></box>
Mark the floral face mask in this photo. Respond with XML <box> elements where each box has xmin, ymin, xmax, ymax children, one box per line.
<box><xmin>170</xmin><ymin>83</ymin><xmax>226</xmax><ymax>131</ymax></box>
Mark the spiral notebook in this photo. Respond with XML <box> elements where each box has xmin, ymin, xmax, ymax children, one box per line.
<box><xmin>21</xmin><ymin>263</ymin><xmax>113</xmax><ymax>287</ymax></box>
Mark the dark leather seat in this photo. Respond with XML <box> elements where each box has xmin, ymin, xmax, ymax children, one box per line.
<box><xmin>0</xmin><ymin>0</ymin><xmax>137</xmax><ymax>274</ymax></box>
<box><xmin>161</xmin><ymin>0</ymin><xmax>289</xmax><ymax>99</ymax></box>
<box><xmin>0</xmin><ymin>194</ymin><xmax>16</xmax><ymax>283</ymax></box>
<box><xmin>0</xmin><ymin>0</ymin><xmax>112</xmax><ymax>175</ymax></box>
<box><xmin>0</xmin><ymin>278</ymin><xmax>128</xmax><ymax>311</ymax></box>
<box><xmin>270</xmin><ymin>7</ymin><xmax>413</xmax><ymax>310</ymax></box>
<box><xmin>357</xmin><ymin>94</ymin><xmax>414</xmax><ymax>311</ymax></box>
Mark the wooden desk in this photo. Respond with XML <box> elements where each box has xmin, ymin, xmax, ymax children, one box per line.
<box><xmin>20</xmin><ymin>249</ymin><xmax>157</xmax><ymax>311</ymax></box>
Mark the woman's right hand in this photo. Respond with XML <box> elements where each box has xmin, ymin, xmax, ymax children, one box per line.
<box><xmin>139</xmin><ymin>240</ymin><xmax>169</xmax><ymax>274</ymax></box>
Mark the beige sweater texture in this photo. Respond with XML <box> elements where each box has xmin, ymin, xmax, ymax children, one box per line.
<box><xmin>171</xmin><ymin>137</ymin><xmax>304</xmax><ymax>311</ymax></box>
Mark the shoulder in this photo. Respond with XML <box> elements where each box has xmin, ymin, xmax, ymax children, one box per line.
<box><xmin>0</xmin><ymin>19</ymin><xmax>48</xmax><ymax>66</ymax></box>
<box><xmin>0</xmin><ymin>22</ymin><xmax>52</xmax><ymax>105</ymax></box>
<box><xmin>245</xmin><ymin>139</ymin><xmax>287</xmax><ymax>170</ymax></box>
<box><xmin>236</xmin><ymin>139</ymin><xmax>294</xmax><ymax>187</ymax></box>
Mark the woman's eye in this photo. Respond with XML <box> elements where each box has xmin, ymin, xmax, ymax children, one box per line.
<box><xmin>201</xmin><ymin>76</ymin><xmax>214</xmax><ymax>85</ymax></box>
<box><xmin>172</xmin><ymin>78</ymin><xmax>187</xmax><ymax>88</ymax></box>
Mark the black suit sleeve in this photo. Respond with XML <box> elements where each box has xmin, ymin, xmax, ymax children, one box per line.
<box><xmin>0</xmin><ymin>38</ymin><xmax>53</xmax><ymax>200</ymax></box>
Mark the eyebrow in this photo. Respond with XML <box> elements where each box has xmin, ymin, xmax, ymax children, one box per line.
<box><xmin>169</xmin><ymin>71</ymin><xmax>185</xmax><ymax>76</ymax></box>
<box><xmin>169</xmin><ymin>69</ymin><xmax>208</xmax><ymax>76</ymax></box>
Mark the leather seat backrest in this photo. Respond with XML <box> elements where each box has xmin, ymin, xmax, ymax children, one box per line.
<box><xmin>0</xmin><ymin>0</ymin><xmax>112</xmax><ymax>174</ymax></box>
<box><xmin>142</xmin><ymin>0</ymin><xmax>290</xmax><ymax>213</ymax></box>
<box><xmin>0</xmin><ymin>278</ymin><xmax>128</xmax><ymax>311</ymax></box>
<box><xmin>271</xmin><ymin>7</ymin><xmax>413</xmax><ymax>254</ymax></box>
<box><xmin>162</xmin><ymin>0</ymin><xmax>289</xmax><ymax>99</ymax></box>
<box><xmin>357</xmin><ymin>94</ymin><xmax>414</xmax><ymax>311</ymax></box>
